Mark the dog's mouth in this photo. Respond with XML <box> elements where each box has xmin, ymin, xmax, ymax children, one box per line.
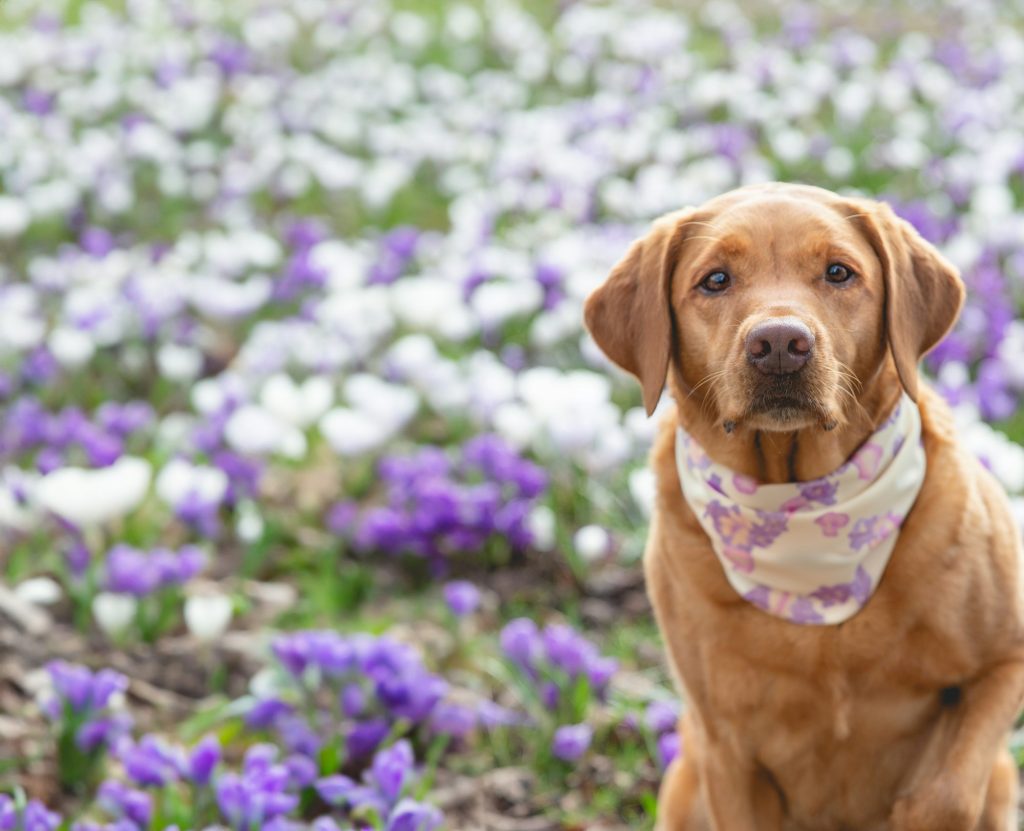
<box><xmin>743</xmin><ymin>375</ymin><xmax>830</xmax><ymax>430</ymax></box>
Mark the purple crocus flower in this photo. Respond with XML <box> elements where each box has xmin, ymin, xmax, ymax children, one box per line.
<box><xmin>121</xmin><ymin>735</ymin><xmax>184</xmax><ymax>787</ymax></box>
<box><xmin>65</xmin><ymin>540</ymin><xmax>91</xmax><ymax>579</ymax></box>
<box><xmin>45</xmin><ymin>662</ymin><xmax>132</xmax><ymax>751</ymax></box>
<box><xmin>369</xmin><ymin>739</ymin><xmax>414</xmax><ymax>802</ymax></box>
<box><xmin>476</xmin><ymin>700</ymin><xmax>523</xmax><ymax>729</ymax></box>
<box><xmin>76</xmin><ymin>713</ymin><xmax>134</xmax><ymax>752</ymax></box>
<box><xmin>443</xmin><ymin>580</ymin><xmax>480</xmax><ymax>616</ymax></box>
<box><xmin>216</xmin><ymin>745</ymin><xmax>300</xmax><ymax>831</ymax></box>
<box><xmin>103</xmin><ymin>544</ymin><xmax>206</xmax><ymax>597</ymax></box>
<box><xmin>276</xmin><ymin>714</ymin><xmax>323</xmax><ymax>758</ymax></box>
<box><xmin>245</xmin><ymin>697</ymin><xmax>294</xmax><ymax>729</ymax></box>
<box><xmin>186</xmin><ymin>735</ymin><xmax>222</xmax><ymax>785</ymax></box>
<box><xmin>428</xmin><ymin>702</ymin><xmax>476</xmax><ymax>739</ymax></box>
<box><xmin>103</xmin><ymin>545</ymin><xmax>160</xmax><ymax>596</ymax></box>
<box><xmin>346</xmin><ymin>718</ymin><xmax>390</xmax><ymax>759</ymax></box>
<box><xmin>499</xmin><ymin>618</ymin><xmax>542</xmax><ymax>673</ymax></box>
<box><xmin>326</xmin><ymin>501</ymin><xmax>358</xmax><ymax>535</ymax></box>
<box><xmin>97</xmin><ymin>781</ymin><xmax>152</xmax><ymax>828</ymax></box>
<box><xmin>386</xmin><ymin>800</ymin><xmax>443</xmax><ymax>831</ymax></box>
<box><xmin>284</xmin><ymin>753</ymin><xmax>318</xmax><ymax>789</ymax></box>
<box><xmin>644</xmin><ymin>700</ymin><xmax>681</xmax><ymax>735</ymax></box>
<box><xmin>658</xmin><ymin>731</ymin><xmax>682</xmax><ymax>770</ymax></box>
<box><xmin>551</xmin><ymin>723</ymin><xmax>593</xmax><ymax>762</ymax></box>
<box><xmin>0</xmin><ymin>796</ymin><xmax>61</xmax><ymax>831</ymax></box>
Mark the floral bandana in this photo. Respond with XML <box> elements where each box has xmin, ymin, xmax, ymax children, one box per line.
<box><xmin>675</xmin><ymin>395</ymin><xmax>926</xmax><ymax>625</ymax></box>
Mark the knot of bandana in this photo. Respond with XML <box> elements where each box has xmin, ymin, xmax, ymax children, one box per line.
<box><xmin>675</xmin><ymin>395</ymin><xmax>926</xmax><ymax>625</ymax></box>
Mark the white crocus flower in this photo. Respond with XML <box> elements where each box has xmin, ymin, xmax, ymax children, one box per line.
<box><xmin>343</xmin><ymin>375</ymin><xmax>419</xmax><ymax>432</ymax></box>
<box><xmin>37</xmin><ymin>457</ymin><xmax>151</xmax><ymax>528</ymax></box>
<box><xmin>0</xmin><ymin>195</ymin><xmax>30</xmax><ymax>237</ymax></box>
<box><xmin>389</xmin><ymin>277</ymin><xmax>475</xmax><ymax>340</ymax></box>
<box><xmin>235</xmin><ymin>500</ymin><xmax>265</xmax><ymax>543</ymax></box>
<box><xmin>574</xmin><ymin>525</ymin><xmax>611</xmax><ymax>562</ymax></box>
<box><xmin>93</xmin><ymin>592</ymin><xmax>138</xmax><ymax>637</ymax></box>
<box><xmin>187</xmin><ymin>275</ymin><xmax>273</xmax><ymax>320</ymax></box>
<box><xmin>319</xmin><ymin>408</ymin><xmax>393</xmax><ymax>457</ymax></box>
<box><xmin>260</xmin><ymin>374</ymin><xmax>334</xmax><ymax>428</ymax></box>
<box><xmin>470</xmin><ymin>279</ymin><xmax>544</xmax><ymax>329</ymax></box>
<box><xmin>527</xmin><ymin>505</ymin><xmax>556</xmax><ymax>551</ymax></box>
<box><xmin>309</xmin><ymin>240</ymin><xmax>368</xmax><ymax>292</ymax></box>
<box><xmin>224</xmin><ymin>405</ymin><xmax>308</xmax><ymax>459</ymax></box>
<box><xmin>157</xmin><ymin>342</ymin><xmax>204</xmax><ymax>382</ymax></box>
<box><xmin>155</xmin><ymin>459</ymin><xmax>228</xmax><ymax>508</ymax></box>
<box><xmin>14</xmin><ymin>577</ymin><xmax>63</xmax><ymax>606</ymax></box>
<box><xmin>629</xmin><ymin>468</ymin><xmax>657</xmax><ymax>518</ymax></box>
<box><xmin>48</xmin><ymin>327</ymin><xmax>96</xmax><ymax>368</ymax></box>
<box><xmin>184</xmin><ymin>594</ymin><xmax>234</xmax><ymax>642</ymax></box>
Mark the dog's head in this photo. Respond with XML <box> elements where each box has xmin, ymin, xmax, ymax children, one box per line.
<box><xmin>584</xmin><ymin>183</ymin><xmax>965</xmax><ymax>431</ymax></box>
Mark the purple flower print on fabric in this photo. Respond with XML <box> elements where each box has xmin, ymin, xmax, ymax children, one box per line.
<box><xmin>789</xmin><ymin>598</ymin><xmax>825</xmax><ymax>625</ymax></box>
<box><xmin>851</xmin><ymin>443</ymin><xmax>884</xmax><ymax>481</ymax></box>
<box><xmin>722</xmin><ymin>546</ymin><xmax>755</xmax><ymax>573</ymax></box>
<box><xmin>749</xmin><ymin>511</ymin><xmax>788</xmax><ymax>548</ymax></box>
<box><xmin>705</xmin><ymin>503</ymin><xmax>788</xmax><ymax>552</ymax></box>
<box><xmin>705</xmin><ymin>502</ymin><xmax>751</xmax><ymax>548</ymax></box>
<box><xmin>798</xmin><ymin>479</ymin><xmax>838</xmax><ymax>506</ymax></box>
<box><xmin>810</xmin><ymin>565</ymin><xmax>872</xmax><ymax>608</ymax></box>
<box><xmin>849</xmin><ymin>513</ymin><xmax>903</xmax><ymax>551</ymax></box>
<box><xmin>743</xmin><ymin>586</ymin><xmax>771</xmax><ymax>609</ymax></box>
<box><xmin>849</xmin><ymin>565</ymin><xmax>872</xmax><ymax>605</ymax></box>
<box><xmin>815</xmin><ymin>512</ymin><xmax>850</xmax><ymax>537</ymax></box>
<box><xmin>732</xmin><ymin>473</ymin><xmax>758</xmax><ymax>495</ymax></box>
<box><xmin>809</xmin><ymin>583</ymin><xmax>852</xmax><ymax>607</ymax></box>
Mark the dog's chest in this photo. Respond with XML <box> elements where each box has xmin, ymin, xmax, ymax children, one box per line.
<box><xmin>700</xmin><ymin>605</ymin><xmax>967</xmax><ymax>825</ymax></box>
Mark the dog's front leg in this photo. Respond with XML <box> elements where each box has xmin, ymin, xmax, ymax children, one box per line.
<box><xmin>890</xmin><ymin>657</ymin><xmax>1024</xmax><ymax>831</ymax></box>
<box><xmin>657</xmin><ymin>711</ymin><xmax>782</xmax><ymax>831</ymax></box>
<box><xmin>700</xmin><ymin>738</ymin><xmax>783</xmax><ymax>831</ymax></box>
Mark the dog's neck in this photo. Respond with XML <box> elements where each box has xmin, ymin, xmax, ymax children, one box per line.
<box><xmin>671</xmin><ymin>363</ymin><xmax>905</xmax><ymax>484</ymax></box>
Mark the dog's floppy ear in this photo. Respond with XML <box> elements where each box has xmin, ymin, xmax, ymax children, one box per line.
<box><xmin>584</xmin><ymin>210</ymin><xmax>691</xmax><ymax>416</ymax></box>
<box><xmin>850</xmin><ymin>201</ymin><xmax>965</xmax><ymax>402</ymax></box>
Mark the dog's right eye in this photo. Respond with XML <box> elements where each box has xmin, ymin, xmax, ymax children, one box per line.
<box><xmin>699</xmin><ymin>271</ymin><xmax>731</xmax><ymax>294</ymax></box>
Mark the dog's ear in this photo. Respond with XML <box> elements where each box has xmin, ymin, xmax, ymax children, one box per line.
<box><xmin>584</xmin><ymin>210</ymin><xmax>691</xmax><ymax>415</ymax></box>
<box><xmin>850</xmin><ymin>201</ymin><xmax>964</xmax><ymax>402</ymax></box>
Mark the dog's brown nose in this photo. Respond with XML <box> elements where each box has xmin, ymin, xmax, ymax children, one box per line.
<box><xmin>745</xmin><ymin>318</ymin><xmax>814</xmax><ymax>375</ymax></box>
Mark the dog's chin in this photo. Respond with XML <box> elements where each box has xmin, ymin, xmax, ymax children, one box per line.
<box><xmin>744</xmin><ymin>401</ymin><xmax>820</xmax><ymax>432</ymax></box>
<box><xmin>742</xmin><ymin>377</ymin><xmax>825</xmax><ymax>431</ymax></box>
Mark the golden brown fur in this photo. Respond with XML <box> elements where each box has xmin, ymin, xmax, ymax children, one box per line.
<box><xmin>584</xmin><ymin>183</ymin><xmax>1024</xmax><ymax>830</ymax></box>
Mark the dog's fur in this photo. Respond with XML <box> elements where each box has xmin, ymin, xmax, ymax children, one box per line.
<box><xmin>585</xmin><ymin>183</ymin><xmax>1024</xmax><ymax>830</ymax></box>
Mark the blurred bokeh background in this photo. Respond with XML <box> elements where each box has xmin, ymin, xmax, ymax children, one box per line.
<box><xmin>1</xmin><ymin>0</ymin><xmax>1023</xmax><ymax>828</ymax></box>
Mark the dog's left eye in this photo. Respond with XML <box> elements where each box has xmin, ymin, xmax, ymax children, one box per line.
<box><xmin>825</xmin><ymin>263</ymin><xmax>854</xmax><ymax>284</ymax></box>
<box><xmin>699</xmin><ymin>271</ymin><xmax>732</xmax><ymax>293</ymax></box>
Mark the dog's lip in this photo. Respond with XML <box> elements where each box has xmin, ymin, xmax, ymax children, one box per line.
<box><xmin>750</xmin><ymin>395</ymin><xmax>810</xmax><ymax>412</ymax></box>
<box><xmin>747</xmin><ymin>397</ymin><xmax>818</xmax><ymax>421</ymax></box>
<box><xmin>748</xmin><ymin>377</ymin><xmax>818</xmax><ymax>415</ymax></box>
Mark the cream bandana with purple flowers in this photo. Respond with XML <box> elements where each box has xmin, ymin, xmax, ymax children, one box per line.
<box><xmin>675</xmin><ymin>395</ymin><xmax>925</xmax><ymax>625</ymax></box>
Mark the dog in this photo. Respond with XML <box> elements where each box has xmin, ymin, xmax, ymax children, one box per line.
<box><xmin>584</xmin><ymin>183</ymin><xmax>1024</xmax><ymax>830</ymax></box>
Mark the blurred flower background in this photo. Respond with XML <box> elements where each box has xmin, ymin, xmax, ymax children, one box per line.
<box><xmin>1</xmin><ymin>0</ymin><xmax>1023</xmax><ymax>828</ymax></box>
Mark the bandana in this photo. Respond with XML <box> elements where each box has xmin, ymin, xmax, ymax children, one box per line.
<box><xmin>675</xmin><ymin>395</ymin><xmax>925</xmax><ymax>625</ymax></box>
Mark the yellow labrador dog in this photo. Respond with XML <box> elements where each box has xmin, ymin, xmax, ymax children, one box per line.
<box><xmin>585</xmin><ymin>183</ymin><xmax>1024</xmax><ymax>830</ymax></box>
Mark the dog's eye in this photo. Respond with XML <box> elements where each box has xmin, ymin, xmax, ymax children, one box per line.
<box><xmin>825</xmin><ymin>263</ymin><xmax>854</xmax><ymax>284</ymax></box>
<box><xmin>699</xmin><ymin>271</ymin><xmax>731</xmax><ymax>293</ymax></box>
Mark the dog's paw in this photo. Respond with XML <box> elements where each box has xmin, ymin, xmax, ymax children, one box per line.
<box><xmin>890</xmin><ymin>777</ymin><xmax>984</xmax><ymax>831</ymax></box>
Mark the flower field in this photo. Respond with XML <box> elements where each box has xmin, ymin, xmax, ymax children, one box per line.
<box><xmin>2</xmin><ymin>0</ymin><xmax>1024</xmax><ymax>828</ymax></box>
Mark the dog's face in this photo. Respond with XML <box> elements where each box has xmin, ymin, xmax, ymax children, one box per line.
<box><xmin>585</xmin><ymin>183</ymin><xmax>965</xmax><ymax>431</ymax></box>
<box><xmin>670</xmin><ymin>192</ymin><xmax>887</xmax><ymax>432</ymax></box>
